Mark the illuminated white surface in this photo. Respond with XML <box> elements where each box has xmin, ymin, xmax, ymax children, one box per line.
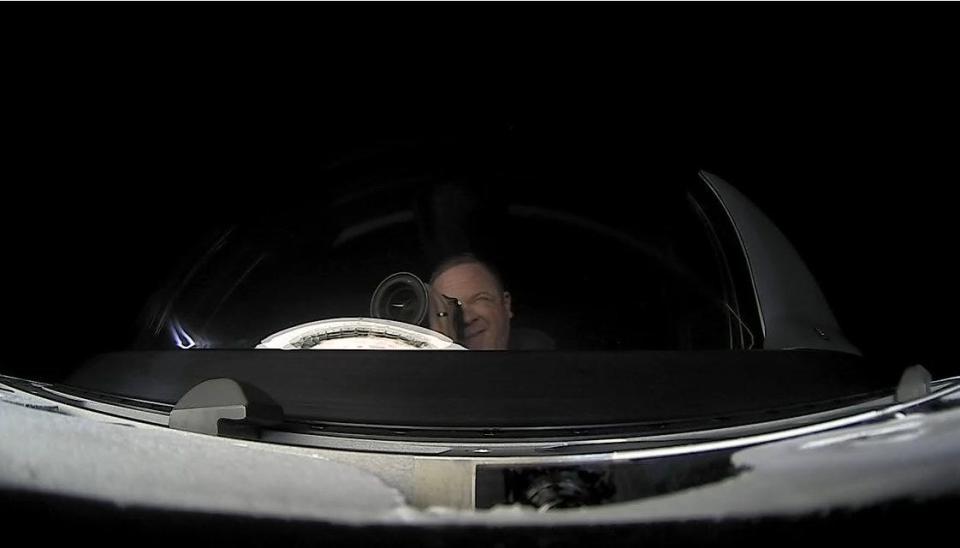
<box><xmin>2</xmin><ymin>383</ymin><xmax>960</xmax><ymax>525</ymax></box>
<box><xmin>256</xmin><ymin>318</ymin><xmax>465</xmax><ymax>350</ymax></box>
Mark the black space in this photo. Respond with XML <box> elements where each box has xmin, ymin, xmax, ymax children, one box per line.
<box><xmin>2</xmin><ymin>13</ymin><xmax>957</xmax><ymax>385</ymax></box>
<box><xmin>1</xmin><ymin>10</ymin><xmax>958</xmax><ymax>548</ymax></box>
<box><xmin>5</xmin><ymin>91</ymin><xmax>955</xmax><ymax>382</ymax></box>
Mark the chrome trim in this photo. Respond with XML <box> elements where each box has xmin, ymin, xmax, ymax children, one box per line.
<box><xmin>262</xmin><ymin>395</ymin><xmax>897</xmax><ymax>457</ymax></box>
<box><xmin>6</xmin><ymin>378</ymin><xmax>957</xmax><ymax>465</ymax></box>
<box><xmin>38</xmin><ymin>386</ymin><xmax>170</xmax><ymax>426</ymax></box>
<box><xmin>268</xmin><ymin>383</ymin><xmax>959</xmax><ymax>465</ymax></box>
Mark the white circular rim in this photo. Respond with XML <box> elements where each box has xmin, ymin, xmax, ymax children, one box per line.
<box><xmin>256</xmin><ymin>317</ymin><xmax>465</xmax><ymax>350</ymax></box>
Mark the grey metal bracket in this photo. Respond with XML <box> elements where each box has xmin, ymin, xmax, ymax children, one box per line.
<box><xmin>169</xmin><ymin>378</ymin><xmax>284</xmax><ymax>439</ymax></box>
<box><xmin>895</xmin><ymin>365</ymin><xmax>932</xmax><ymax>403</ymax></box>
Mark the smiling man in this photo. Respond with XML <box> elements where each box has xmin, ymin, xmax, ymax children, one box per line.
<box><xmin>428</xmin><ymin>254</ymin><xmax>513</xmax><ymax>350</ymax></box>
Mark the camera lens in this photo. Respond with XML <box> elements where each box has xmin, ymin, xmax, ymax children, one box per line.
<box><xmin>370</xmin><ymin>272</ymin><xmax>428</xmax><ymax>326</ymax></box>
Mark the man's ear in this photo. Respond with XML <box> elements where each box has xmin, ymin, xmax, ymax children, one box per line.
<box><xmin>503</xmin><ymin>291</ymin><xmax>514</xmax><ymax>319</ymax></box>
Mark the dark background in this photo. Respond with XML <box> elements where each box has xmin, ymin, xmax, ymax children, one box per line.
<box><xmin>2</xmin><ymin>13</ymin><xmax>957</xmax><ymax>383</ymax></box>
<box><xmin>5</xmin><ymin>106</ymin><xmax>954</xmax><ymax>382</ymax></box>
<box><xmin>1</xmin><ymin>11</ymin><xmax>956</xmax><ymax>548</ymax></box>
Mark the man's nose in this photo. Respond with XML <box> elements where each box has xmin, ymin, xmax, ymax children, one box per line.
<box><xmin>461</xmin><ymin>303</ymin><xmax>480</xmax><ymax>324</ymax></box>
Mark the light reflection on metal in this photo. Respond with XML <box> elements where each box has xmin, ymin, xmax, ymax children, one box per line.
<box><xmin>152</xmin><ymin>226</ymin><xmax>237</xmax><ymax>337</ymax></box>
<box><xmin>170</xmin><ymin>319</ymin><xmax>196</xmax><ymax>350</ymax></box>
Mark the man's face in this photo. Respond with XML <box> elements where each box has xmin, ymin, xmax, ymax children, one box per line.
<box><xmin>429</xmin><ymin>262</ymin><xmax>512</xmax><ymax>350</ymax></box>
